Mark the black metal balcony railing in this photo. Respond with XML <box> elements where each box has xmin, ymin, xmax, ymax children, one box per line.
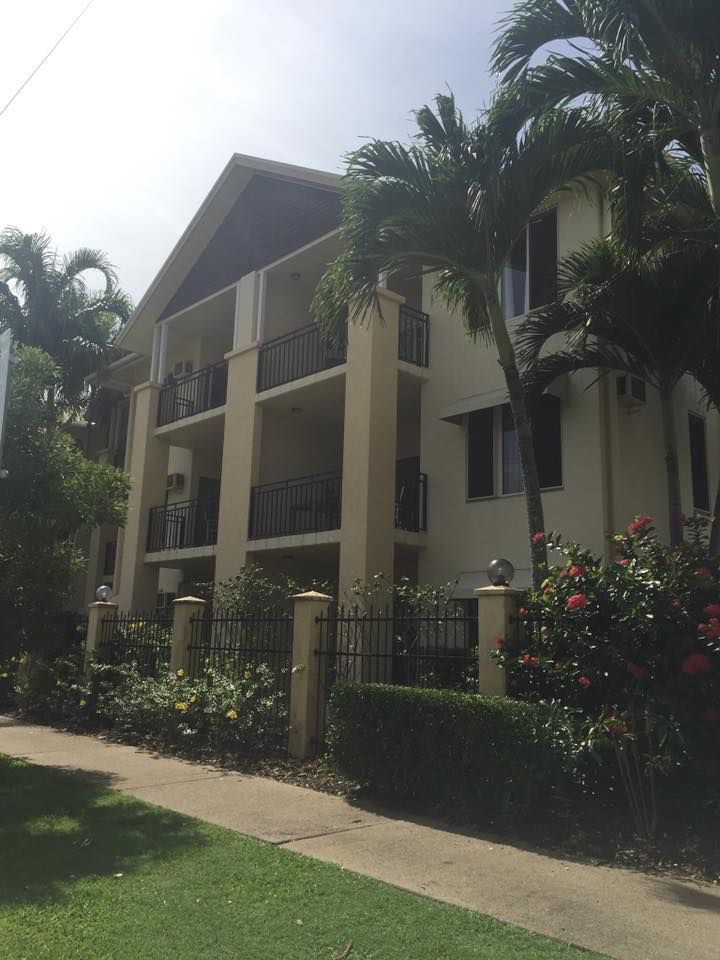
<box><xmin>395</xmin><ymin>472</ymin><xmax>428</xmax><ymax>532</ymax></box>
<box><xmin>398</xmin><ymin>304</ymin><xmax>430</xmax><ymax>367</ymax></box>
<box><xmin>147</xmin><ymin>497</ymin><xmax>219</xmax><ymax>552</ymax></box>
<box><xmin>249</xmin><ymin>472</ymin><xmax>342</xmax><ymax>539</ymax></box>
<box><xmin>257</xmin><ymin>323</ymin><xmax>346</xmax><ymax>393</ymax></box>
<box><xmin>157</xmin><ymin>360</ymin><xmax>228</xmax><ymax>427</ymax></box>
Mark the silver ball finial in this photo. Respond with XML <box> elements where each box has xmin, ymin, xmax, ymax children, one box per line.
<box><xmin>487</xmin><ymin>558</ymin><xmax>515</xmax><ymax>587</ymax></box>
<box><xmin>95</xmin><ymin>584</ymin><xmax>113</xmax><ymax>603</ymax></box>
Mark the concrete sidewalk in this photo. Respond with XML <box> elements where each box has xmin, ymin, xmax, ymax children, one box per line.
<box><xmin>1</xmin><ymin>716</ymin><xmax>718</xmax><ymax>960</ymax></box>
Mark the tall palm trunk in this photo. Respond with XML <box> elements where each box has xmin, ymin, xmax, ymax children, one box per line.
<box><xmin>489</xmin><ymin>295</ymin><xmax>547</xmax><ymax>589</ymax></box>
<box><xmin>659</xmin><ymin>386</ymin><xmax>684</xmax><ymax>547</ymax></box>
<box><xmin>700</xmin><ymin>128</ymin><xmax>720</xmax><ymax>216</ymax></box>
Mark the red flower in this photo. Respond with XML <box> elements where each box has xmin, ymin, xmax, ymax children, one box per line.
<box><xmin>532</xmin><ymin>531</ymin><xmax>546</xmax><ymax>544</ymax></box>
<box><xmin>568</xmin><ymin>565</ymin><xmax>586</xmax><ymax>577</ymax></box>
<box><xmin>698</xmin><ymin>618</ymin><xmax>720</xmax><ymax>639</ymax></box>
<box><xmin>627</xmin><ymin>515</ymin><xmax>653</xmax><ymax>536</ymax></box>
<box><xmin>696</xmin><ymin>567</ymin><xmax>714</xmax><ymax>581</ymax></box>
<box><xmin>706</xmin><ymin>705</ymin><xmax>720</xmax><ymax>723</ymax></box>
<box><xmin>671</xmin><ymin>598</ymin><xmax>684</xmax><ymax>609</ymax></box>
<box><xmin>518</xmin><ymin>607</ymin><xmax>527</xmax><ymax>619</ymax></box>
<box><xmin>578</xmin><ymin>675</ymin><xmax>591</xmax><ymax>688</ymax></box>
<box><xmin>543</xmin><ymin>586</ymin><xmax>553</xmax><ymax>596</ymax></box>
<box><xmin>566</xmin><ymin>593</ymin><xmax>588</xmax><ymax>611</ymax></box>
<box><xmin>617</xmin><ymin>558</ymin><xmax>630</xmax><ymax>567</ymax></box>
<box><xmin>703</xmin><ymin>603</ymin><xmax>720</xmax><ymax>617</ymax></box>
<box><xmin>521</xmin><ymin>654</ymin><xmax>540</xmax><ymax>668</ymax></box>
<box><xmin>609</xmin><ymin>721</ymin><xmax>628</xmax><ymax>735</ymax></box>
<box><xmin>627</xmin><ymin>662</ymin><xmax>648</xmax><ymax>681</ymax></box>
<box><xmin>494</xmin><ymin>636</ymin><xmax>505</xmax><ymax>649</ymax></box>
<box><xmin>681</xmin><ymin>652</ymin><xmax>712</xmax><ymax>677</ymax></box>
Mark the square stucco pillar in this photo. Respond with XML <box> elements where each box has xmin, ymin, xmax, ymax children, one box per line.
<box><xmin>215</xmin><ymin>344</ymin><xmax>262</xmax><ymax>582</ymax></box>
<box><xmin>338</xmin><ymin>289</ymin><xmax>401</xmax><ymax>596</ymax></box>
<box><xmin>116</xmin><ymin>382</ymin><xmax>169</xmax><ymax>611</ymax></box>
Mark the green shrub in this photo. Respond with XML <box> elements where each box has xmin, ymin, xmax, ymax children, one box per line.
<box><xmin>327</xmin><ymin>682</ymin><xmax>576</xmax><ymax>816</ymax></box>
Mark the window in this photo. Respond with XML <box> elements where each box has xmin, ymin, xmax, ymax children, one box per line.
<box><xmin>689</xmin><ymin>414</ymin><xmax>710</xmax><ymax>511</ymax></box>
<box><xmin>467</xmin><ymin>408</ymin><xmax>494</xmax><ymax>498</ymax></box>
<box><xmin>501</xmin><ymin>208</ymin><xmax>558</xmax><ymax>320</ymax></box>
<box><xmin>471</xmin><ymin>396</ymin><xmax>562</xmax><ymax>499</ymax></box>
<box><xmin>102</xmin><ymin>540</ymin><xmax>117</xmax><ymax>577</ymax></box>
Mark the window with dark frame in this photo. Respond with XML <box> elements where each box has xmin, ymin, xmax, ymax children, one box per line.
<box><xmin>689</xmin><ymin>413</ymin><xmax>710</xmax><ymax>511</ymax></box>
<box><xmin>501</xmin><ymin>208</ymin><xmax>558</xmax><ymax>321</ymax></box>
<box><xmin>102</xmin><ymin>540</ymin><xmax>117</xmax><ymax>577</ymax></box>
<box><xmin>466</xmin><ymin>408</ymin><xmax>494</xmax><ymax>499</ymax></box>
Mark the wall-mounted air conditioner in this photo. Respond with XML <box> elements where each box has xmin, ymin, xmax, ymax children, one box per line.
<box><xmin>173</xmin><ymin>360</ymin><xmax>193</xmax><ymax>377</ymax></box>
<box><xmin>166</xmin><ymin>472</ymin><xmax>185</xmax><ymax>491</ymax></box>
<box><xmin>616</xmin><ymin>374</ymin><xmax>647</xmax><ymax>408</ymax></box>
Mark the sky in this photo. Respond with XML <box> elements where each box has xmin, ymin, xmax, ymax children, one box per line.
<box><xmin>0</xmin><ymin>0</ymin><xmax>510</xmax><ymax>302</ymax></box>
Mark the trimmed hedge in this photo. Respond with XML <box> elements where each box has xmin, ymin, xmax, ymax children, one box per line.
<box><xmin>327</xmin><ymin>682</ymin><xmax>576</xmax><ymax>816</ymax></box>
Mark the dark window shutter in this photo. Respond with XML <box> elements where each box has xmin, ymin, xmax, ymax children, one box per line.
<box><xmin>689</xmin><ymin>414</ymin><xmax>710</xmax><ymax>511</ymax></box>
<box><xmin>467</xmin><ymin>409</ymin><xmax>494</xmax><ymax>498</ymax></box>
<box><xmin>529</xmin><ymin>209</ymin><xmax>558</xmax><ymax>310</ymax></box>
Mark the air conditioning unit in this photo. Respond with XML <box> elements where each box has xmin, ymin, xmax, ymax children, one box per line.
<box><xmin>616</xmin><ymin>374</ymin><xmax>647</xmax><ymax>408</ymax></box>
<box><xmin>166</xmin><ymin>472</ymin><xmax>185</xmax><ymax>491</ymax></box>
<box><xmin>173</xmin><ymin>360</ymin><xmax>193</xmax><ymax>377</ymax></box>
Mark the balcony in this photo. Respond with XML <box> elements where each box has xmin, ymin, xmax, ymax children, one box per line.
<box><xmin>257</xmin><ymin>324</ymin><xmax>346</xmax><ymax>393</ymax></box>
<box><xmin>157</xmin><ymin>361</ymin><xmax>228</xmax><ymax>427</ymax></box>
<box><xmin>147</xmin><ymin>497</ymin><xmax>219</xmax><ymax>552</ymax></box>
<box><xmin>248</xmin><ymin>468</ymin><xmax>428</xmax><ymax>540</ymax></box>
<box><xmin>249</xmin><ymin>472</ymin><xmax>342</xmax><ymax>539</ymax></box>
<box><xmin>398</xmin><ymin>304</ymin><xmax>429</xmax><ymax>367</ymax></box>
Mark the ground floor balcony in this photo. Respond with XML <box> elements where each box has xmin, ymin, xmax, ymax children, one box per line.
<box><xmin>248</xmin><ymin>468</ymin><xmax>428</xmax><ymax>540</ymax></box>
<box><xmin>147</xmin><ymin>497</ymin><xmax>219</xmax><ymax>553</ymax></box>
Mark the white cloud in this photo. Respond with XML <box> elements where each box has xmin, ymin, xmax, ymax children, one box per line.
<box><xmin>0</xmin><ymin>0</ymin><xmax>506</xmax><ymax>301</ymax></box>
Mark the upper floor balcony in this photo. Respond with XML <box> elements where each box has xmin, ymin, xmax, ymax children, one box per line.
<box><xmin>256</xmin><ymin>304</ymin><xmax>430</xmax><ymax>394</ymax></box>
<box><xmin>147</xmin><ymin>496</ymin><xmax>219</xmax><ymax>553</ymax></box>
<box><xmin>247</xmin><ymin>467</ymin><xmax>427</xmax><ymax>540</ymax></box>
<box><xmin>157</xmin><ymin>360</ymin><xmax>228</xmax><ymax>427</ymax></box>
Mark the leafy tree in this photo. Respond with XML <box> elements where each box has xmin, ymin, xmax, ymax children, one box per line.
<box><xmin>0</xmin><ymin>347</ymin><xmax>129</xmax><ymax>657</ymax></box>
<box><xmin>312</xmin><ymin>93</ymin><xmax>610</xmax><ymax>587</ymax></box>
<box><xmin>518</xmin><ymin>237</ymin><xmax>720</xmax><ymax>545</ymax></box>
<box><xmin>0</xmin><ymin>228</ymin><xmax>132</xmax><ymax>415</ymax></box>
<box><xmin>492</xmin><ymin>0</ymin><xmax>720</xmax><ymax>215</ymax></box>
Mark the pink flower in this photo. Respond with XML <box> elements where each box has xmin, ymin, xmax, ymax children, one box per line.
<box><xmin>627</xmin><ymin>662</ymin><xmax>648</xmax><ymax>681</ymax></box>
<box><xmin>578</xmin><ymin>675</ymin><xmax>591</xmax><ymax>689</ymax></box>
<box><xmin>532</xmin><ymin>531</ymin><xmax>546</xmax><ymax>544</ymax></box>
<box><xmin>566</xmin><ymin>593</ymin><xmax>588</xmax><ymax>611</ymax></box>
<box><xmin>671</xmin><ymin>599</ymin><xmax>683</xmax><ymax>609</ymax></box>
<box><xmin>703</xmin><ymin>604</ymin><xmax>720</xmax><ymax>617</ymax></box>
<box><xmin>698</xmin><ymin>618</ymin><xmax>720</xmax><ymax>639</ymax></box>
<box><xmin>518</xmin><ymin>607</ymin><xmax>527</xmax><ymax>619</ymax></box>
<box><xmin>494</xmin><ymin>636</ymin><xmax>505</xmax><ymax>649</ymax></box>
<box><xmin>568</xmin><ymin>565</ymin><xmax>586</xmax><ymax>577</ymax></box>
<box><xmin>618</xmin><ymin>558</ymin><xmax>630</xmax><ymax>567</ymax></box>
<box><xmin>696</xmin><ymin>567</ymin><xmax>714</xmax><ymax>581</ymax></box>
<box><xmin>681</xmin><ymin>653</ymin><xmax>712</xmax><ymax>677</ymax></box>
<box><xmin>543</xmin><ymin>586</ymin><xmax>553</xmax><ymax>596</ymax></box>
<box><xmin>627</xmin><ymin>515</ymin><xmax>653</xmax><ymax>536</ymax></box>
<box><xmin>521</xmin><ymin>654</ymin><xmax>540</xmax><ymax>669</ymax></box>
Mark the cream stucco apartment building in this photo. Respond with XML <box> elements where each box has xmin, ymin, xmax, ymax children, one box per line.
<box><xmin>81</xmin><ymin>153</ymin><xmax>720</xmax><ymax>611</ymax></box>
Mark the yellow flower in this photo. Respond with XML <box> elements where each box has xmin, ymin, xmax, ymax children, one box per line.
<box><xmin>79</xmin><ymin>699</ymin><xmax>87</xmax><ymax>708</ymax></box>
<box><xmin>225</xmin><ymin>709</ymin><xmax>238</xmax><ymax>720</ymax></box>
<box><xmin>56</xmin><ymin>679</ymin><xmax>63</xmax><ymax>687</ymax></box>
<box><xmin>176</xmin><ymin>669</ymin><xmax>185</xmax><ymax>678</ymax></box>
<box><xmin>10</xmin><ymin>657</ymin><xmax>16</xmax><ymax>663</ymax></box>
<box><xmin>175</xmin><ymin>701</ymin><xmax>189</xmax><ymax>712</ymax></box>
<box><xmin>190</xmin><ymin>695</ymin><xmax>198</xmax><ymax>703</ymax></box>
<box><xmin>1</xmin><ymin>673</ymin><xmax>7</xmax><ymax>679</ymax></box>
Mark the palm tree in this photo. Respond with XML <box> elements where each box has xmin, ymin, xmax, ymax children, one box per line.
<box><xmin>312</xmin><ymin>94</ymin><xmax>610</xmax><ymax>587</ymax></box>
<box><xmin>518</xmin><ymin>237</ymin><xmax>720</xmax><ymax>546</ymax></box>
<box><xmin>0</xmin><ymin>228</ymin><xmax>132</xmax><ymax>414</ymax></box>
<box><xmin>491</xmin><ymin>0</ymin><xmax>720</xmax><ymax>216</ymax></box>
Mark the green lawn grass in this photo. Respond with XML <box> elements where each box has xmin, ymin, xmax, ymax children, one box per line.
<box><xmin>0</xmin><ymin>755</ymin><xmax>607</xmax><ymax>960</ymax></box>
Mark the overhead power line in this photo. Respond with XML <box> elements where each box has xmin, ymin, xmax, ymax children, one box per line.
<box><xmin>0</xmin><ymin>0</ymin><xmax>97</xmax><ymax>120</ymax></box>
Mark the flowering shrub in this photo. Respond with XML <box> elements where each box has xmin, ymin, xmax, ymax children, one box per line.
<box><xmin>496</xmin><ymin>516</ymin><xmax>720</xmax><ymax>836</ymax></box>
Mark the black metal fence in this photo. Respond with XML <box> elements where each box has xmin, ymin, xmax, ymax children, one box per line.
<box><xmin>398</xmin><ymin>304</ymin><xmax>430</xmax><ymax>367</ymax></box>
<box><xmin>157</xmin><ymin>360</ymin><xmax>228</xmax><ymax>426</ymax></box>
<box><xmin>187</xmin><ymin>608</ymin><xmax>293</xmax><ymax>743</ymax></box>
<box><xmin>395</xmin><ymin>472</ymin><xmax>428</xmax><ymax>532</ymax></box>
<box><xmin>147</xmin><ymin>497</ymin><xmax>219</xmax><ymax>552</ymax></box>
<box><xmin>249</xmin><ymin>471</ymin><xmax>342</xmax><ymax>539</ymax></box>
<box><xmin>98</xmin><ymin>610</ymin><xmax>172</xmax><ymax>676</ymax></box>
<box><xmin>314</xmin><ymin>600</ymin><xmax>478</xmax><ymax>745</ymax></box>
<box><xmin>257</xmin><ymin>323</ymin><xmax>346</xmax><ymax>392</ymax></box>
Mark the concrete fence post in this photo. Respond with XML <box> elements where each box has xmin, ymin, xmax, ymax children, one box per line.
<box><xmin>473</xmin><ymin>585</ymin><xmax>524</xmax><ymax>696</ymax></box>
<box><xmin>171</xmin><ymin>596</ymin><xmax>207</xmax><ymax>675</ymax></box>
<box><xmin>288</xmin><ymin>590</ymin><xmax>334</xmax><ymax>760</ymax></box>
<box><xmin>85</xmin><ymin>601</ymin><xmax>118</xmax><ymax>673</ymax></box>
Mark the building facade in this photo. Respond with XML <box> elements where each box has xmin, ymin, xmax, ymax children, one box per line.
<box><xmin>81</xmin><ymin>153</ymin><xmax>720</xmax><ymax>610</ymax></box>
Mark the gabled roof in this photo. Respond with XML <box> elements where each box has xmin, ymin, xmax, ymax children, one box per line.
<box><xmin>117</xmin><ymin>154</ymin><xmax>341</xmax><ymax>355</ymax></box>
